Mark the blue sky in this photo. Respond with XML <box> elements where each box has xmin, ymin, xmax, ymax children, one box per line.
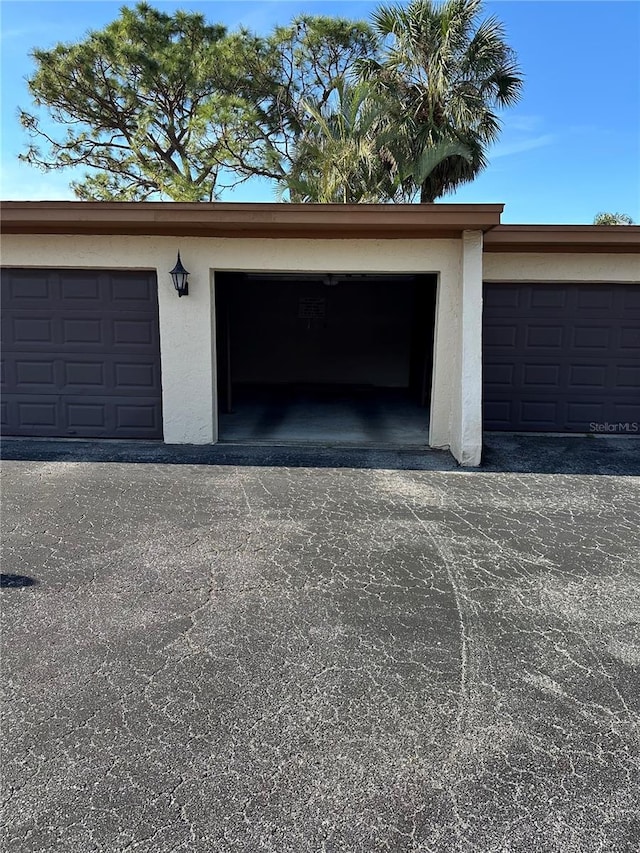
<box><xmin>1</xmin><ymin>0</ymin><xmax>639</xmax><ymax>223</ymax></box>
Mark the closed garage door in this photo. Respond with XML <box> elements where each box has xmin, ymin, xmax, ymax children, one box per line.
<box><xmin>483</xmin><ymin>282</ymin><xmax>640</xmax><ymax>432</ymax></box>
<box><xmin>1</xmin><ymin>269</ymin><xmax>162</xmax><ymax>438</ymax></box>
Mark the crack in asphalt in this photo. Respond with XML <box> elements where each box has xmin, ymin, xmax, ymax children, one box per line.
<box><xmin>1</xmin><ymin>458</ymin><xmax>639</xmax><ymax>853</ymax></box>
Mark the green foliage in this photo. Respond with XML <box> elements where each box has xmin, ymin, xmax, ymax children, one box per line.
<box><xmin>19</xmin><ymin>0</ymin><xmax>522</xmax><ymax>204</ymax></box>
<box><xmin>221</xmin><ymin>15</ymin><xmax>380</xmax><ymax>187</ymax></box>
<box><xmin>361</xmin><ymin>0</ymin><xmax>523</xmax><ymax>201</ymax></box>
<box><xmin>20</xmin><ymin>3</ymin><xmax>261</xmax><ymax>200</ymax></box>
<box><xmin>278</xmin><ymin>78</ymin><xmax>473</xmax><ymax>203</ymax></box>
<box><xmin>278</xmin><ymin>80</ymin><xmax>389</xmax><ymax>203</ymax></box>
<box><xmin>593</xmin><ymin>212</ymin><xmax>634</xmax><ymax>225</ymax></box>
<box><xmin>281</xmin><ymin>0</ymin><xmax>516</xmax><ymax>204</ymax></box>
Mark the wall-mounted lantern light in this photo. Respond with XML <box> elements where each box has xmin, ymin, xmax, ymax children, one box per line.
<box><xmin>169</xmin><ymin>252</ymin><xmax>190</xmax><ymax>297</ymax></box>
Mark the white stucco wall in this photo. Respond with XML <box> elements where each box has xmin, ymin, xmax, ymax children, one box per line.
<box><xmin>484</xmin><ymin>252</ymin><xmax>640</xmax><ymax>282</ymax></box>
<box><xmin>449</xmin><ymin>231</ymin><xmax>483</xmax><ymax>466</ymax></box>
<box><xmin>2</xmin><ymin>234</ymin><xmax>475</xmax><ymax>459</ymax></box>
<box><xmin>6</xmin><ymin>236</ymin><xmax>635</xmax><ymax>463</ymax></box>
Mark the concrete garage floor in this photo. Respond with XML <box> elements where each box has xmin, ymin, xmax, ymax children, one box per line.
<box><xmin>1</xmin><ymin>437</ymin><xmax>639</xmax><ymax>852</ymax></box>
<box><xmin>218</xmin><ymin>386</ymin><xmax>430</xmax><ymax>447</ymax></box>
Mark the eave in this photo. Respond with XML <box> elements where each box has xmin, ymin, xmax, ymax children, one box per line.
<box><xmin>1</xmin><ymin>201</ymin><xmax>504</xmax><ymax>239</ymax></box>
<box><xmin>484</xmin><ymin>224</ymin><xmax>640</xmax><ymax>254</ymax></box>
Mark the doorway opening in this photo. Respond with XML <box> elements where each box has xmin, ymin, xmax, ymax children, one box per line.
<box><xmin>215</xmin><ymin>272</ymin><xmax>437</xmax><ymax>447</ymax></box>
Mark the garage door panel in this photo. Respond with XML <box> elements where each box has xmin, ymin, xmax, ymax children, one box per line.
<box><xmin>4</xmin><ymin>272</ymin><xmax>54</xmax><ymax>302</ymax></box>
<box><xmin>7</xmin><ymin>315</ymin><xmax>55</xmax><ymax>345</ymax></box>
<box><xmin>5</xmin><ymin>313</ymin><xmax>158</xmax><ymax>352</ymax></box>
<box><xmin>66</xmin><ymin>400</ymin><xmax>107</xmax><ymax>429</ymax></box>
<box><xmin>484</xmin><ymin>282</ymin><xmax>640</xmax><ymax>432</ymax></box>
<box><xmin>14</xmin><ymin>359</ymin><xmax>57</xmax><ymax>390</ymax></box>
<box><xmin>485</xmin><ymin>396</ymin><xmax>613</xmax><ymax>431</ymax></box>
<box><xmin>109</xmin><ymin>275</ymin><xmax>157</xmax><ymax>306</ymax></box>
<box><xmin>6</xmin><ymin>271</ymin><xmax>158</xmax><ymax>312</ymax></box>
<box><xmin>484</xmin><ymin>363</ymin><xmax>515</xmax><ymax>387</ymax></box>
<box><xmin>63</xmin><ymin>360</ymin><xmax>106</xmax><ymax>389</ymax></box>
<box><xmin>567</xmin><ymin>400</ymin><xmax>640</xmax><ymax>428</ymax></box>
<box><xmin>484</xmin><ymin>396</ymin><xmax>561</xmax><ymax>431</ymax></box>
<box><xmin>522</xmin><ymin>364</ymin><xmax>561</xmax><ymax>387</ymax></box>
<box><xmin>571</xmin><ymin>402</ymin><xmax>640</xmax><ymax>425</ymax></box>
<box><xmin>60</xmin><ymin>275</ymin><xmax>102</xmax><ymax>302</ymax></box>
<box><xmin>620</xmin><ymin>326</ymin><xmax>640</xmax><ymax>352</ymax></box>
<box><xmin>568</xmin><ymin>364</ymin><xmax>608</xmax><ymax>389</ymax></box>
<box><xmin>1</xmin><ymin>269</ymin><xmax>162</xmax><ymax>439</ymax></box>
<box><xmin>565</xmin><ymin>401</ymin><xmax>607</xmax><ymax>426</ymax></box>
<box><xmin>484</xmin><ymin>323</ymin><xmax>518</xmax><ymax>349</ymax></box>
<box><xmin>115</xmin><ymin>401</ymin><xmax>161</xmax><ymax>431</ymax></box>
<box><xmin>616</xmin><ymin>365</ymin><xmax>640</xmax><ymax>388</ymax></box>
<box><xmin>530</xmin><ymin>287</ymin><xmax>568</xmax><ymax>309</ymax></box>
<box><xmin>520</xmin><ymin>400</ymin><xmax>560</xmax><ymax>428</ymax></box>
<box><xmin>66</xmin><ymin>397</ymin><xmax>162</xmax><ymax>435</ymax></box>
<box><xmin>484</xmin><ymin>400</ymin><xmax>513</xmax><ymax>427</ymax></box>
<box><xmin>4</xmin><ymin>311</ymin><xmax>159</xmax><ymax>345</ymax></box>
<box><xmin>63</xmin><ymin>317</ymin><xmax>105</xmax><ymax>345</ymax></box>
<box><xmin>576</xmin><ymin>288</ymin><xmax>615</xmax><ymax>310</ymax></box>
<box><xmin>484</xmin><ymin>287</ymin><xmax>522</xmax><ymax>310</ymax></box>
<box><xmin>113</xmin><ymin>360</ymin><xmax>157</xmax><ymax>390</ymax></box>
<box><xmin>571</xmin><ymin>325</ymin><xmax>613</xmax><ymax>351</ymax></box>
<box><xmin>2</xmin><ymin>393</ymin><xmax>162</xmax><ymax>437</ymax></box>
<box><xmin>15</xmin><ymin>398</ymin><xmax>60</xmax><ymax>429</ymax></box>
<box><xmin>615</xmin><ymin>401</ymin><xmax>640</xmax><ymax>423</ymax></box>
<box><xmin>2</xmin><ymin>353</ymin><xmax>160</xmax><ymax>396</ymax></box>
<box><xmin>112</xmin><ymin>317</ymin><xmax>156</xmax><ymax>346</ymax></box>
<box><xmin>622</xmin><ymin>288</ymin><xmax>640</xmax><ymax>310</ymax></box>
<box><xmin>525</xmin><ymin>324</ymin><xmax>564</xmax><ymax>349</ymax></box>
<box><xmin>2</xmin><ymin>312</ymin><xmax>55</xmax><ymax>349</ymax></box>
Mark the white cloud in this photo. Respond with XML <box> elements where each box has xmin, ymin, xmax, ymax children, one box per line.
<box><xmin>490</xmin><ymin>134</ymin><xmax>555</xmax><ymax>159</ymax></box>
<box><xmin>507</xmin><ymin>115</ymin><xmax>545</xmax><ymax>133</ymax></box>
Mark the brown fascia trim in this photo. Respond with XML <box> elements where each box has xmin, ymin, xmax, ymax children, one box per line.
<box><xmin>0</xmin><ymin>201</ymin><xmax>503</xmax><ymax>239</ymax></box>
<box><xmin>484</xmin><ymin>224</ymin><xmax>640</xmax><ymax>254</ymax></box>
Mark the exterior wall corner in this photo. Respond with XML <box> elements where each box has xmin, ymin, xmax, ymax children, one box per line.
<box><xmin>449</xmin><ymin>230</ymin><xmax>483</xmax><ymax>466</ymax></box>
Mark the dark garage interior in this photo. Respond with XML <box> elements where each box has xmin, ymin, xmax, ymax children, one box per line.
<box><xmin>215</xmin><ymin>273</ymin><xmax>437</xmax><ymax>446</ymax></box>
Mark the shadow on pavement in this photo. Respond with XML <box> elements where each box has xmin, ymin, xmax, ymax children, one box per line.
<box><xmin>0</xmin><ymin>574</ymin><xmax>39</xmax><ymax>589</ymax></box>
<box><xmin>1</xmin><ymin>435</ymin><xmax>638</xmax><ymax>476</ymax></box>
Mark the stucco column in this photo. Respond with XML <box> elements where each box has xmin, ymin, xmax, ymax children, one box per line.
<box><xmin>156</xmin><ymin>256</ymin><xmax>215</xmax><ymax>444</ymax></box>
<box><xmin>451</xmin><ymin>230</ymin><xmax>483</xmax><ymax>466</ymax></box>
<box><xmin>429</xmin><ymin>259</ymin><xmax>460</xmax><ymax>452</ymax></box>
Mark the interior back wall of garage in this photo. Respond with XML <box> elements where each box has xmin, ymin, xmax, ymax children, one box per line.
<box><xmin>220</xmin><ymin>276</ymin><xmax>416</xmax><ymax>387</ymax></box>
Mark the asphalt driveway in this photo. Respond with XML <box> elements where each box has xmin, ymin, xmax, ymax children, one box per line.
<box><xmin>2</xmin><ymin>437</ymin><xmax>639</xmax><ymax>852</ymax></box>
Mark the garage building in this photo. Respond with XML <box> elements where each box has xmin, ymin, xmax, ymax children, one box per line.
<box><xmin>2</xmin><ymin>202</ymin><xmax>639</xmax><ymax>464</ymax></box>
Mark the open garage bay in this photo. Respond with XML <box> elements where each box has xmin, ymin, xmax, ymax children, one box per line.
<box><xmin>215</xmin><ymin>273</ymin><xmax>436</xmax><ymax>447</ymax></box>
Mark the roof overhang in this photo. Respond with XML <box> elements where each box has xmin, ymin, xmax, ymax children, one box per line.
<box><xmin>484</xmin><ymin>224</ymin><xmax>640</xmax><ymax>254</ymax></box>
<box><xmin>1</xmin><ymin>201</ymin><xmax>503</xmax><ymax>239</ymax></box>
<box><xmin>3</xmin><ymin>204</ymin><xmax>638</xmax><ymax>253</ymax></box>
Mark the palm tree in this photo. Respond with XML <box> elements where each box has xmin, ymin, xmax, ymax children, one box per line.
<box><xmin>278</xmin><ymin>76</ymin><xmax>473</xmax><ymax>203</ymax></box>
<box><xmin>361</xmin><ymin>0</ymin><xmax>523</xmax><ymax>202</ymax></box>
<box><xmin>278</xmin><ymin>79</ymin><xmax>390</xmax><ymax>203</ymax></box>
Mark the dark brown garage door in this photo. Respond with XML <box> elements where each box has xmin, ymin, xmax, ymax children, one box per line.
<box><xmin>1</xmin><ymin>269</ymin><xmax>162</xmax><ymax>438</ymax></box>
<box><xmin>483</xmin><ymin>282</ymin><xmax>640</xmax><ymax>432</ymax></box>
